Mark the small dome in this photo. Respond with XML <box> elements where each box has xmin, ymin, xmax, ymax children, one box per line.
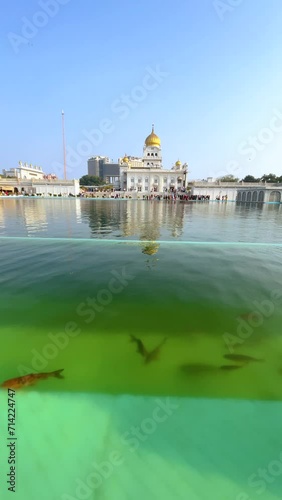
<box><xmin>122</xmin><ymin>156</ymin><xmax>129</xmax><ymax>163</ymax></box>
<box><xmin>145</xmin><ymin>125</ymin><xmax>161</xmax><ymax>147</ymax></box>
<box><xmin>175</xmin><ymin>160</ymin><xmax>181</xmax><ymax>167</ymax></box>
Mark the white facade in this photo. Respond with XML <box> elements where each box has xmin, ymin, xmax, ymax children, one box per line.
<box><xmin>0</xmin><ymin>179</ymin><xmax>80</xmax><ymax>196</ymax></box>
<box><xmin>191</xmin><ymin>183</ymin><xmax>239</xmax><ymax>201</ymax></box>
<box><xmin>120</xmin><ymin>126</ymin><xmax>188</xmax><ymax>193</ymax></box>
<box><xmin>190</xmin><ymin>182</ymin><xmax>282</xmax><ymax>202</ymax></box>
<box><xmin>3</xmin><ymin>162</ymin><xmax>45</xmax><ymax>180</ymax></box>
<box><xmin>120</xmin><ymin>168</ymin><xmax>186</xmax><ymax>192</ymax></box>
<box><xmin>142</xmin><ymin>126</ymin><xmax>162</xmax><ymax>169</ymax></box>
<box><xmin>29</xmin><ymin>179</ymin><xmax>80</xmax><ymax>196</ymax></box>
<box><xmin>118</xmin><ymin>156</ymin><xmax>143</xmax><ymax>169</ymax></box>
<box><xmin>236</xmin><ymin>186</ymin><xmax>282</xmax><ymax>203</ymax></box>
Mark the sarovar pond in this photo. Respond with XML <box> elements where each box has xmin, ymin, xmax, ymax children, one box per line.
<box><xmin>1</xmin><ymin>198</ymin><xmax>282</xmax><ymax>400</ymax></box>
<box><xmin>0</xmin><ymin>198</ymin><xmax>282</xmax><ymax>500</ymax></box>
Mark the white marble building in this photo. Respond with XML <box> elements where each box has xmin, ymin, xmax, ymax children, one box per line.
<box><xmin>0</xmin><ymin>178</ymin><xmax>80</xmax><ymax>196</ymax></box>
<box><xmin>3</xmin><ymin>161</ymin><xmax>45</xmax><ymax>180</ymax></box>
<box><xmin>190</xmin><ymin>181</ymin><xmax>282</xmax><ymax>202</ymax></box>
<box><xmin>119</xmin><ymin>126</ymin><xmax>188</xmax><ymax>193</ymax></box>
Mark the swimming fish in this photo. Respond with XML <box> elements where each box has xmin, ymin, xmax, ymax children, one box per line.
<box><xmin>145</xmin><ymin>337</ymin><xmax>167</xmax><ymax>364</ymax></box>
<box><xmin>130</xmin><ymin>334</ymin><xmax>148</xmax><ymax>359</ymax></box>
<box><xmin>223</xmin><ymin>354</ymin><xmax>263</xmax><ymax>363</ymax></box>
<box><xmin>1</xmin><ymin>369</ymin><xmax>64</xmax><ymax>390</ymax></box>
<box><xmin>130</xmin><ymin>335</ymin><xmax>167</xmax><ymax>364</ymax></box>
<box><xmin>180</xmin><ymin>363</ymin><xmax>218</xmax><ymax>374</ymax></box>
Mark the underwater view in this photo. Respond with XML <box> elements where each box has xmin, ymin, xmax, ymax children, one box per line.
<box><xmin>0</xmin><ymin>198</ymin><xmax>282</xmax><ymax>499</ymax></box>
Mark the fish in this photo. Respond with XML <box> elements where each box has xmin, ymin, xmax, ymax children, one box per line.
<box><xmin>1</xmin><ymin>369</ymin><xmax>64</xmax><ymax>390</ymax></box>
<box><xmin>223</xmin><ymin>354</ymin><xmax>263</xmax><ymax>363</ymax></box>
<box><xmin>130</xmin><ymin>335</ymin><xmax>167</xmax><ymax>364</ymax></box>
<box><xmin>220</xmin><ymin>365</ymin><xmax>244</xmax><ymax>371</ymax></box>
<box><xmin>145</xmin><ymin>337</ymin><xmax>167</xmax><ymax>364</ymax></box>
<box><xmin>130</xmin><ymin>334</ymin><xmax>148</xmax><ymax>359</ymax></box>
<box><xmin>180</xmin><ymin>363</ymin><xmax>218</xmax><ymax>374</ymax></box>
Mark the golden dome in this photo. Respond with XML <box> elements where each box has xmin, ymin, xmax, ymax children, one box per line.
<box><xmin>145</xmin><ymin>125</ymin><xmax>161</xmax><ymax>147</ymax></box>
<box><xmin>122</xmin><ymin>156</ymin><xmax>129</xmax><ymax>164</ymax></box>
<box><xmin>175</xmin><ymin>160</ymin><xmax>181</xmax><ymax>167</ymax></box>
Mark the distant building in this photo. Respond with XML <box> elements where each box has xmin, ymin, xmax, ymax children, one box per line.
<box><xmin>43</xmin><ymin>174</ymin><xmax>58</xmax><ymax>180</ymax></box>
<box><xmin>0</xmin><ymin>178</ymin><xmax>79</xmax><ymax>196</ymax></box>
<box><xmin>87</xmin><ymin>156</ymin><xmax>105</xmax><ymax>177</ymax></box>
<box><xmin>86</xmin><ymin>126</ymin><xmax>188</xmax><ymax>192</ymax></box>
<box><xmin>87</xmin><ymin>156</ymin><xmax>119</xmax><ymax>187</ymax></box>
<box><xmin>2</xmin><ymin>162</ymin><xmax>45</xmax><ymax>180</ymax></box>
<box><xmin>118</xmin><ymin>156</ymin><xmax>143</xmax><ymax>169</ymax></box>
<box><xmin>102</xmin><ymin>164</ymin><xmax>120</xmax><ymax>187</ymax></box>
<box><xmin>189</xmin><ymin>180</ymin><xmax>282</xmax><ymax>202</ymax></box>
<box><xmin>119</xmin><ymin>125</ymin><xmax>188</xmax><ymax>192</ymax></box>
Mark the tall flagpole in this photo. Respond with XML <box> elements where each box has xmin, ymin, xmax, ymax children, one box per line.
<box><xmin>62</xmin><ymin>110</ymin><xmax>67</xmax><ymax>180</ymax></box>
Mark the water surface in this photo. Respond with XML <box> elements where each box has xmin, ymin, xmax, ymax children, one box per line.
<box><xmin>1</xmin><ymin>198</ymin><xmax>282</xmax><ymax>500</ymax></box>
<box><xmin>1</xmin><ymin>198</ymin><xmax>281</xmax><ymax>400</ymax></box>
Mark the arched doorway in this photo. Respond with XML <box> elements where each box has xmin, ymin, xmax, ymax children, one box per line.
<box><xmin>269</xmin><ymin>191</ymin><xmax>281</xmax><ymax>203</ymax></box>
<box><xmin>252</xmin><ymin>191</ymin><xmax>258</xmax><ymax>202</ymax></box>
<box><xmin>247</xmin><ymin>191</ymin><xmax>251</xmax><ymax>202</ymax></box>
<box><xmin>242</xmin><ymin>192</ymin><xmax>246</xmax><ymax>202</ymax></box>
<box><xmin>258</xmin><ymin>191</ymin><xmax>264</xmax><ymax>202</ymax></box>
<box><xmin>237</xmin><ymin>192</ymin><xmax>242</xmax><ymax>201</ymax></box>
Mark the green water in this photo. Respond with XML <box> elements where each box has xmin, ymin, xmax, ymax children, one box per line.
<box><xmin>1</xmin><ymin>199</ymin><xmax>282</xmax><ymax>500</ymax></box>
<box><xmin>1</xmin><ymin>237</ymin><xmax>282</xmax><ymax>400</ymax></box>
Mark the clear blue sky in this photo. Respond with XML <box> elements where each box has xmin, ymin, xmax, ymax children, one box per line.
<box><xmin>1</xmin><ymin>0</ymin><xmax>282</xmax><ymax>180</ymax></box>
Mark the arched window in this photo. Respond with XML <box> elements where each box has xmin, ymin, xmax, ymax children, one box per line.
<box><xmin>247</xmin><ymin>191</ymin><xmax>251</xmax><ymax>202</ymax></box>
<box><xmin>252</xmin><ymin>191</ymin><xmax>258</xmax><ymax>202</ymax></box>
<box><xmin>147</xmin><ymin>162</ymin><xmax>150</xmax><ymax>166</ymax></box>
<box><xmin>237</xmin><ymin>192</ymin><xmax>242</xmax><ymax>201</ymax></box>
<box><xmin>269</xmin><ymin>191</ymin><xmax>281</xmax><ymax>202</ymax></box>
<box><xmin>242</xmin><ymin>192</ymin><xmax>246</xmax><ymax>201</ymax></box>
<box><xmin>164</xmin><ymin>177</ymin><xmax>167</xmax><ymax>183</ymax></box>
<box><xmin>138</xmin><ymin>178</ymin><xmax>142</xmax><ymax>183</ymax></box>
<box><xmin>145</xmin><ymin>177</ymin><xmax>149</xmax><ymax>183</ymax></box>
<box><xmin>258</xmin><ymin>190</ymin><xmax>264</xmax><ymax>202</ymax></box>
<box><xmin>151</xmin><ymin>153</ymin><xmax>154</xmax><ymax>156</ymax></box>
<box><xmin>131</xmin><ymin>178</ymin><xmax>134</xmax><ymax>183</ymax></box>
<box><xmin>155</xmin><ymin>153</ymin><xmax>158</xmax><ymax>156</ymax></box>
<box><xmin>147</xmin><ymin>153</ymin><xmax>150</xmax><ymax>156</ymax></box>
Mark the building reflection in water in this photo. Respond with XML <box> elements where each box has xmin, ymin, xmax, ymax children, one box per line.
<box><xmin>141</xmin><ymin>242</ymin><xmax>160</xmax><ymax>255</ymax></box>
<box><xmin>1</xmin><ymin>198</ymin><xmax>279</xmax><ymax>242</ymax></box>
<box><xmin>0</xmin><ymin>202</ymin><xmax>5</xmax><ymax>230</ymax></box>
<box><xmin>22</xmin><ymin>199</ymin><xmax>48</xmax><ymax>235</ymax></box>
<box><xmin>81</xmin><ymin>200</ymin><xmax>186</xmax><ymax>254</ymax></box>
<box><xmin>0</xmin><ymin>199</ymin><xmax>85</xmax><ymax>237</ymax></box>
<box><xmin>1</xmin><ymin>198</ymin><xmax>187</xmax><ymax>240</ymax></box>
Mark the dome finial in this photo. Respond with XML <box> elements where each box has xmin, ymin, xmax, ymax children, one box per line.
<box><xmin>145</xmin><ymin>125</ymin><xmax>161</xmax><ymax>147</ymax></box>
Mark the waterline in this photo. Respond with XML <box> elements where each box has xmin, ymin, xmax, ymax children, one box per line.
<box><xmin>1</xmin><ymin>236</ymin><xmax>282</xmax><ymax>247</ymax></box>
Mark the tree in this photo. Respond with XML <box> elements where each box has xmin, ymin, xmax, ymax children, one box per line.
<box><xmin>79</xmin><ymin>175</ymin><xmax>104</xmax><ymax>186</ymax></box>
<box><xmin>218</xmin><ymin>175</ymin><xmax>239</xmax><ymax>182</ymax></box>
<box><xmin>260</xmin><ymin>173</ymin><xmax>278</xmax><ymax>183</ymax></box>
<box><xmin>241</xmin><ymin>175</ymin><xmax>260</xmax><ymax>183</ymax></box>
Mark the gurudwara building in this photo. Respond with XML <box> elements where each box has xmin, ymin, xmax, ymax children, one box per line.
<box><xmin>119</xmin><ymin>126</ymin><xmax>188</xmax><ymax>193</ymax></box>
